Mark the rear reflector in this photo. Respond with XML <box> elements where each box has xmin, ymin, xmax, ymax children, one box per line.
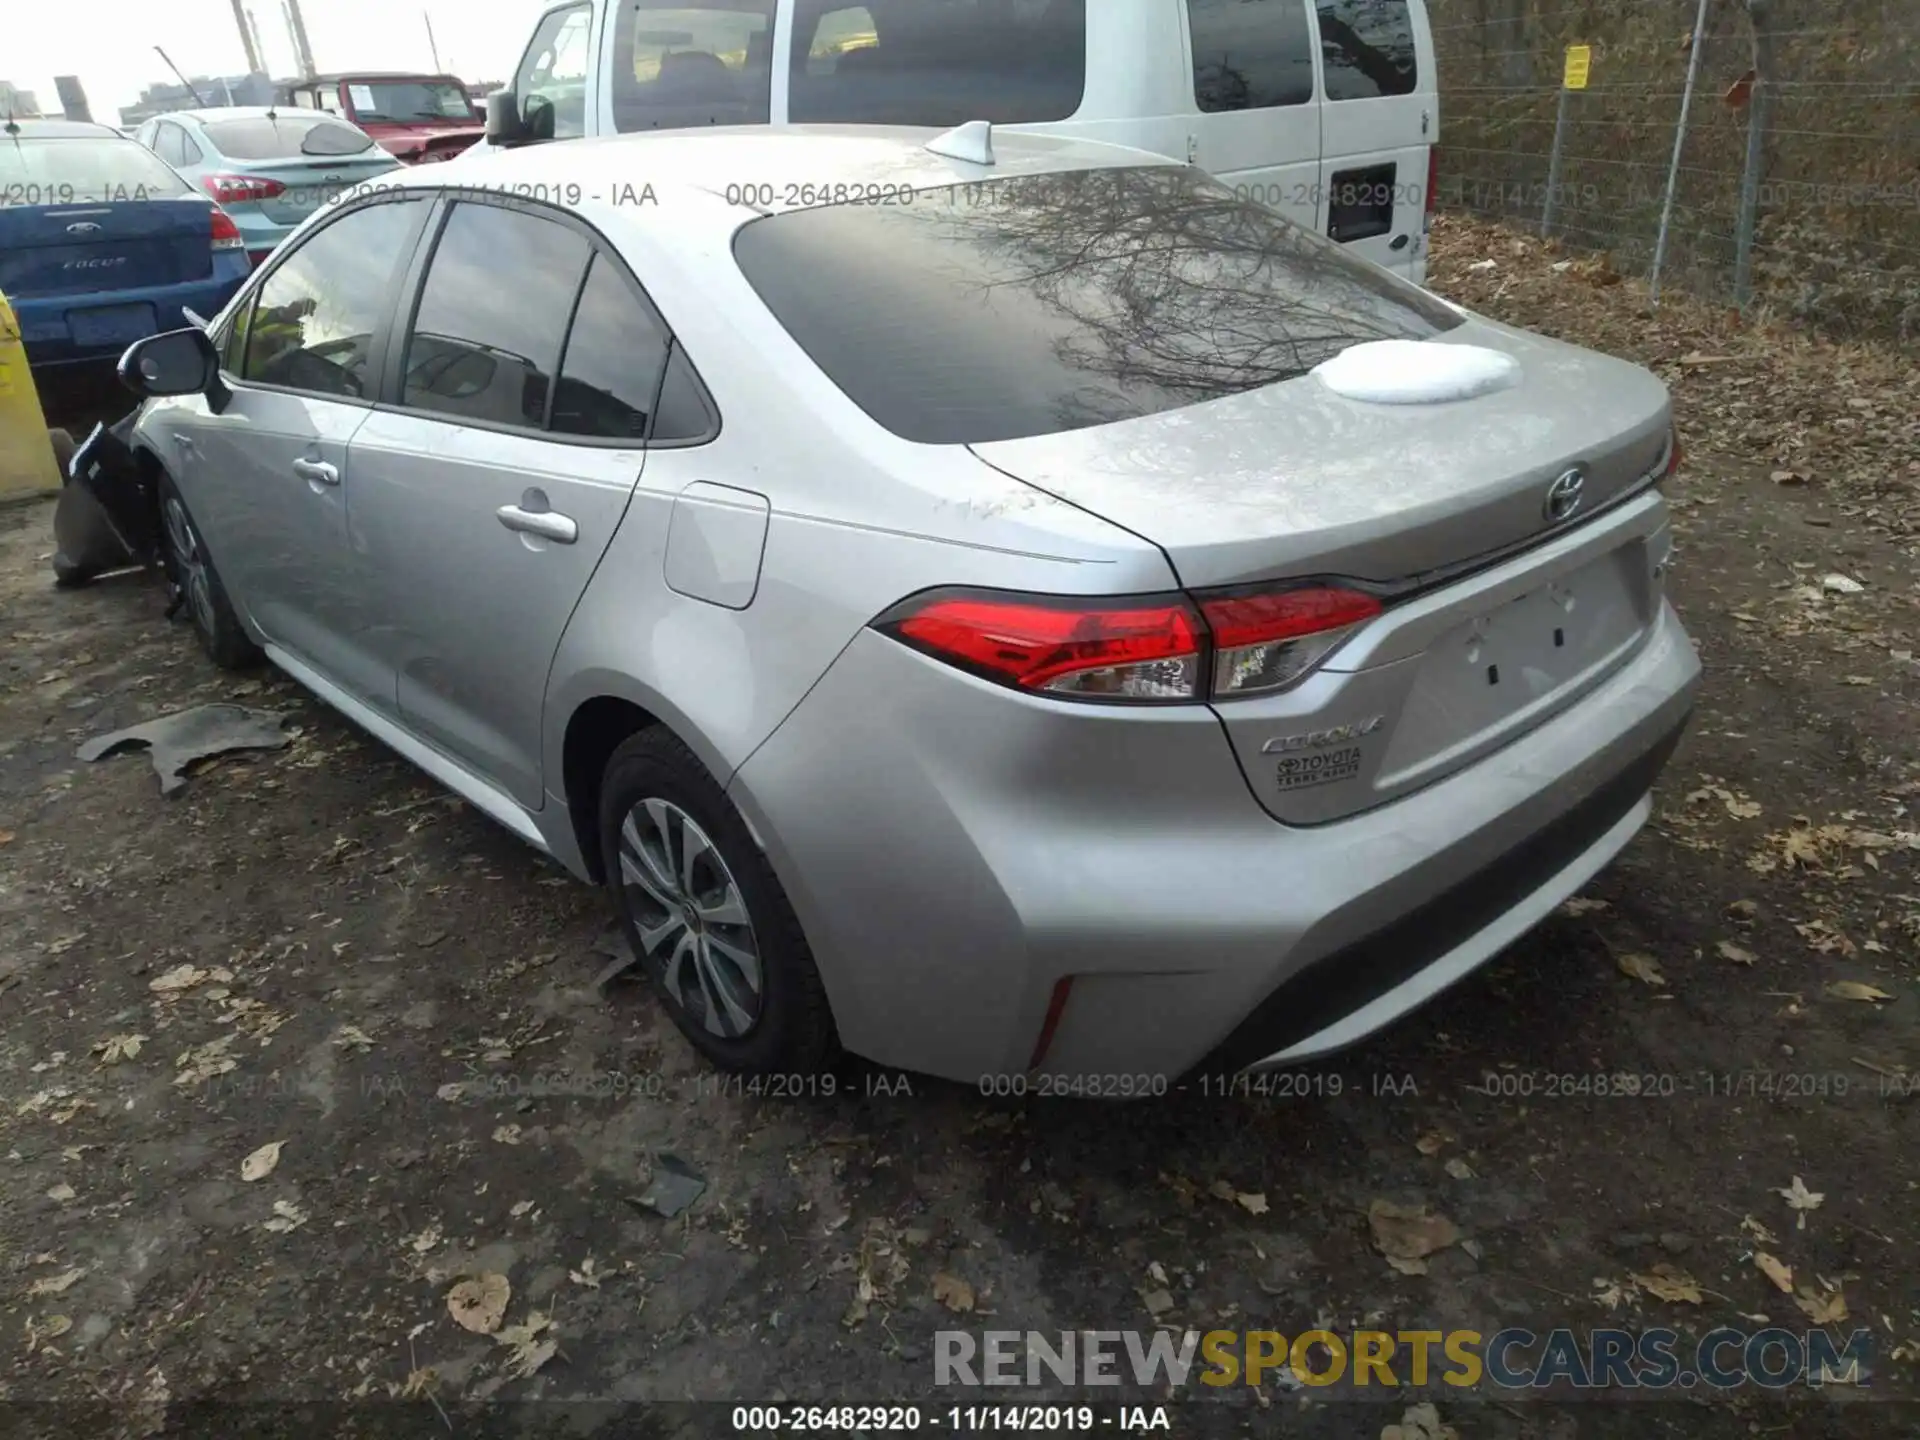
<box><xmin>1425</xmin><ymin>147</ymin><xmax>1438</xmax><ymax>232</ymax></box>
<box><xmin>209</xmin><ymin>207</ymin><xmax>247</xmax><ymax>251</ymax></box>
<box><xmin>1663</xmin><ymin>427</ymin><xmax>1684</xmax><ymax>480</ymax></box>
<box><xmin>877</xmin><ymin>582</ymin><xmax>1381</xmax><ymax>704</ymax></box>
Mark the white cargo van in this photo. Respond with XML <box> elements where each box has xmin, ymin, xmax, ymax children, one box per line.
<box><xmin>480</xmin><ymin>0</ymin><xmax>1438</xmax><ymax>282</ymax></box>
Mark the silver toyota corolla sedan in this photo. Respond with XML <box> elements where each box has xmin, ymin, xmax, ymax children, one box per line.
<box><xmin>109</xmin><ymin>124</ymin><xmax>1700</xmax><ymax>1086</ymax></box>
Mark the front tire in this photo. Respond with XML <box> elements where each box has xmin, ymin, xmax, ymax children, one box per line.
<box><xmin>598</xmin><ymin>729</ymin><xmax>838</xmax><ymax>1075</ymax></box>
<box><xmin>158</xmin><ymin>473</ymin><xmax>260</xmax><ymax>671</ymax></box>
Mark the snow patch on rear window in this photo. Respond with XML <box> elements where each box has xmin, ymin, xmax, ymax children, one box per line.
<box><xmin>1311</xmin><ymin>339</ymin><xmax>1520</xmax><ymax>404</ymax></box>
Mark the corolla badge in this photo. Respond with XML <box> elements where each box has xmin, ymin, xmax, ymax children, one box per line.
<box><xmin>1261</xmin><ymin>715</ymin><xmax>1385</xmax><ymax>754</ymax></box>
<box><xmin>1543</xmin><ymin>467</ymin><xmax>1586</xmax><ymax>524</ymax></box>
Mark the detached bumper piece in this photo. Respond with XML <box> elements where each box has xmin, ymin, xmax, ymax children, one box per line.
<box><xmin>52</xmin><ymin>411</ymin><xmax>155</xmax><ymax>586</ymax></box>
<box><xmin>1199</xmin><ymin>718</ymin><xmax>1689</xmax><ymax>1076</ymax></box>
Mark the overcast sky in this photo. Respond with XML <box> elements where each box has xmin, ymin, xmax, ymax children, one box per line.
<box><xmin>8</xmin><ymin>0</ymin><xmax>551</xmax><ymax>117</ymax></box>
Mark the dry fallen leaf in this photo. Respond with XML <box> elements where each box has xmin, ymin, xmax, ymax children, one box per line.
<box><xmin>1754</xmin><ymin>1252</ymin><xmax>1793</xmax><ymax>1293</ymax></box>
<box><xmin>27</xmin><ymin>1268</ymin><xmax>84</xmax><ymax>1297</ymax></box>
<box><xmin>1795</xmin><ymin>1284</ymin><xmax>1848</xmax><ymax>1325</ymax></box>
<box><xmin>92</xmin><ymin>1033</ymin><xmax>147</xmax><ymax>1065</ymax></box>
<box><xmin>240</xmin><ymin>1140</ymin><xmax>285</xmax><ymax>1182</ymax></box>
<box><xmin>1444</xmin><ymin>1157</ymin><xmax>1475</xmax><ymax>1180</ymax></box>
<box><xmin>1826</xmin><ymin>980</ymin><xmax>1894</xmax><ymax>1004</ymax></box>
<box><xmin>262</xmin><ymin>1199</ymin><xmax>309</xmax><ymax>1233</ymax></box>
<box><xmin>1139</xmin><ymin>1287</ymin><xmax>1175</xmax><ymax>1317</ymax></box>
<box><xmin>568</xmin><ymin>1256</ymin><xmax>602</xmax><ymax>1289</ymax></box>
<box><xmin>1632</xmin><ymin>1265</ymin><xmax>1704</xmax><ymax>1305</ymax></box>
<box><xmin>149</xmin><ymin>964</ymin><xmax>210</xmax><ymax>994</ymax></box>
<box><xmin>494</xmin><ymin>1312</ymin><xmax>558</xmax><ymax>1378</ymax></box>
<box><xmin>1414</xmin><ymin>1131</ymin><xmax>1448</xmax><ymax>1156</ymax></box>
<box><xmin>448</xmin><ymin>1273</ymin><xmax>511</xmax><ymax>1334</ymax></box>
<box><xmin>1368</xmin><ymin>1200</ymin><xmax>1461</xmax><ymax>1273</ymax></box>
<box><xmin>932</xmin><ymin>1271</ymin><xmax>976</xmax><ymax>1313</ymax></box>
<box><xmin>45</xmin><ymin>1182</ymin><xmax>75</xmax><ymax>1203</ymax></box>
<box><xmin>1617</xmin><ymin>952</ymin><xmax>1667</xmax><ymax>987</ymax></box>
<box><xmin>24</xmin><ymin>1314</ymin><xmax>72</xmax><ymax>1354</ymax></box>
<box><xmin>1236</xmin><ymin>1190</ymin><xmax>1270</xmax><ymax>1215</ymax></box>
<box><xmin>492</xmin><ymin>1125</ymin><xmax>523</xmax><ymax>1146</ymax></box>
<box><xmin>1776</xmin><ymin>1175</ymin><xmax>1825</xmax><ymax>1229</ymax></box>
<box><xmin>1717</xmin><ymin>941</ymin><xmax>1758</xmax><ymax>966</ymax></box>
<box><xmin>1560</xmin><ymin>896</ymin><xmax>1609</xmax><ymax>917</ymax></box>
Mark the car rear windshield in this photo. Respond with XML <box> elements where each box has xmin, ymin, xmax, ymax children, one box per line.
<box><xmin>204</xmin><ymin>115</ymin><xmax>375</xmax><ymax>158</ymax></box>
<box><xmin>351</xmin><ymin>80</ymin><xmax>475</xmax><ymax>123</ymax></box>
<box><xmin>732</xmin><ymin>164</ymin><xmax>1463</xmax><ymax>445</ymax></box>
<box><xmin>0</xmin><ymin>135</ymin><xmax>192</xmax><ymax>203</ymax></box>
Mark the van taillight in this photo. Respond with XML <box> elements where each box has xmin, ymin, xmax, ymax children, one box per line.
<box><xmin>1425</xmin><ymin>148</ymin><xmax>1438</xmax><ymax>232</ymax></box>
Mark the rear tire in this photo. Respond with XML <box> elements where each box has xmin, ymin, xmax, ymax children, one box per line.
<box><xmin>597</xmin><ymin>728</ymin><xmax>838</xmax><ymax>1075</ymax></box>
<box><xmin>158</xmin><ymin>472</ymin><xmax>260</xmax><ymax>671</ymax></box>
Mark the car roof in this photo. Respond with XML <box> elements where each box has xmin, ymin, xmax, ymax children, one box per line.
<box><xmin>3</xmin><ymin>119</ymin><xmax>123</xmax><ymax>139</ymax></box>
<box><xmin>388</xmin><ymin>125</ymin><xmax>1179</xmax><ymax>237</ymax></box>
<box><xmin>298</xmin><ymin>72</ymin><xmax>465</xmax><ymax>83</ymax></box>
<box><xmin>171</xmin><ymin>107</ymin><xmax>338</xmax><ymax>124</ymax></box>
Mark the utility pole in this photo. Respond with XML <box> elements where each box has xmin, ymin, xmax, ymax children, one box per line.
<box><xmin>228</xmin><ymin>0</ymin><xmax>264</xmax><ymax>75</ymax></box>
<box><xmin>283</xmin><ymin>0</ymin><xmax>319</xmax><ymax>80</ymax></box>
<box><xmin>425</xmin><ymin>12</ymin><xmax>443</xmax><ymax>72</ymax></box>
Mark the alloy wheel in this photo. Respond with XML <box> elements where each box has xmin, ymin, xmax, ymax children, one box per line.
<box><xmin>162</xmin><ymin>495</ymin><xmax>216</xmax><ymax>639</ymax></box>
<box><xmin>616</xmin><ymin>797</ymin><xmax>764</xmax><ymax>1038</ymax></box>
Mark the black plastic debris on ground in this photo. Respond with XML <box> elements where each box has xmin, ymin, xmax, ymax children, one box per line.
<box><xmin>629</xmin><ymin>1154</ymin><xmax>706</xmax><ymax>1219</ymax></box>
<box><xmin>77</xmin><ymin>705</ymin><xmax>290</xmax><ymax>797</ymax></box>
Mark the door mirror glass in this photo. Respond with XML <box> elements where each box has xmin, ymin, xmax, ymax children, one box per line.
<box><xmin>522</xmin><ymin>93</ymin><xmax>557</xmax><ymax>141</ymax></box>
<box><xmin>485</xmin><ymin>88</ymin><xmax>530</xmax><ymax>143</ymax></box>
<box><xmin>118</xmin><ymin>327</ymin><xmax>219</xmax><ymax>398</ymax></box>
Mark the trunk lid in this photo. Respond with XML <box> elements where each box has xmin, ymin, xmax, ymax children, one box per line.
<box><xmin>970</xmin><ymin>319</ymin><xmax>1677</xmax><ymax>825</ymax></box>
<box><xmin>968</xmin><ymin>317</ymin><xmax>1672</xmax><ymax>589</ymax></box>
<box><xmin>0</xmin><ymin>198</ymin><xmax>215</xmax><ymax>298</ymax></box>
<box><xmin>216</xmin><ymin>153</ymin><xmax>401</xmax><ymax>225</ymax></box>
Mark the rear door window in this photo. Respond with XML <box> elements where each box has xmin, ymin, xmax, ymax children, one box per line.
<box><xmin>1186</xmin><ymin>0</ymin><xmax>1315</xmax><ymax>112</ymax></box>
<box><xmin>733</xmin><ymin>166</ymin><xmax>1462</xmax><ymax>445</ymax></box>
<box><xmin>549</xmin><ymin>254</ymin><xmax>673</xmax><ymax>440</ymax></box>
<box><xmin>1315</xmin><ymin>0</ymin><xmax>1418</xmax><ymax>100</ymax></box>
<box><xmin>238</xmin><ymin>197</ymin><xmax>429</xmax><ymax>398</ymax></box>
<box><xmin>789</xmin><ymin>0</ymin><xmax>1086</xmax><ymax>125</ymax></box>
<box><xmin>610</xmin><ymin>1</ymin><xmax>776</xmax><ymax>132</ymax></box>
<box><xmin>399</xmin><ymin>202</ymin><xmax>591</xmax><ymax>429</ymax></box>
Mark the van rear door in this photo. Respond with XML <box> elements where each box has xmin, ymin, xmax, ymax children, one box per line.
<box><xmin>1311</xmin><ymin>0</ymin><xmax>1435</xmax><ymax>282</ymax></box>
<box><xmin>1181</xmin><ymin>0</ymin><xmax>1323</xmax><ymax>236</ymax></box>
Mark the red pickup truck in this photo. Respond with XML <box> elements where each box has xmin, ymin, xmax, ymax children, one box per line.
<box><xmin>276</xmin><ymin>72</ymin><xmax>483</xmax><ymax>164</ymax></box>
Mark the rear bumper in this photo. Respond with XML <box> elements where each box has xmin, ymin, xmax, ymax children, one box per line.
<box><xmin>731</xmin><ymin>600</ymin><xmax>1700</xmax><ymax>1085</ymax></box>
<box><xmin>17</xmin><ymin>261</ymin><xmax>249</xmax><ymax>368</ymax></box>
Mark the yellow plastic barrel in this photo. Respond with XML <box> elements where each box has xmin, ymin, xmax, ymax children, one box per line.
<box><xmin>0</xmin><ymin>290</ymin><xmax>63</xmax><ymax>500</ymax></box>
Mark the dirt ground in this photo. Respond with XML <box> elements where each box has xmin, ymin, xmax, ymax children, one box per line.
<box><xmin>1</xmin><ymin>220</ymin><xmax>1915</xmax><ymax>1439</ymax></box>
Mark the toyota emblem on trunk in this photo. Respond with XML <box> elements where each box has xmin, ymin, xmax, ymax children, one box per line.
<box><xmin>1543</xmin><ymin>467</ymin><xmax>1586</xmax><ymax>524</ymax></box>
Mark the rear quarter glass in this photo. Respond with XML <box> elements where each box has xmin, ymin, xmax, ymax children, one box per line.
<box><xmin>0</xmin><ymin>136</ymin><xmax>192</xmax><ymax>201</ymax></box>
<box><xmin>731</xmin><ymin>165</ymin><xmax>1461</xmax><ymax>446</ymax></box>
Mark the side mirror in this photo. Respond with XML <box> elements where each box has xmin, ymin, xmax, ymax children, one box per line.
<box><xmin>523</xmin><ymin>94</ymin><xmax>556</xmax><ymax>142</ymax></box>
<box><xmin>485</xmin><ymin>89</ymin><xmax>530</xmax><ymax>145</ymax></box>
<box><xmin>117</xmin><ymin>327</ymin><xmax>229</xmax><ymax>410</ymax></box>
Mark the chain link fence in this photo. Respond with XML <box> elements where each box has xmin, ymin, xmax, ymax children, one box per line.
<box><xmin>1430</xmin><ymin>0</ymin><xmax>1920</xmax><ymax>343</ymax></box>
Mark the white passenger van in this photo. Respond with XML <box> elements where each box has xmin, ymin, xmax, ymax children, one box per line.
<box><xmin>479</xmin><ymin>0</ymin><xmax>1439</xmax><ymax>283</ymax></box>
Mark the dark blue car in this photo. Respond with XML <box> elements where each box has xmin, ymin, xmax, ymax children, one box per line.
<box><xmin>1</xmin><ymin>118</ymin><xmax>251</xmax><ymax>373</ymax></box>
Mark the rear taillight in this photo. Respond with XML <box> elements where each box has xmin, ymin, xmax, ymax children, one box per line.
<box><xmin>883</xmin><ymin>591</ymin><xmax>1204</xmax><ymax>701</ymax></box>
<box><xmin>1663</xmin><ymin>427</ymin><xmax>1684</xmax><ymax>481</ymax></box>
<box><xmin>201</xmin><ymin>173</ymin><xmax>287</xmax><ymax>204</ymax></box>
<box><xmin>1424</xmin><ymin>147</ymin><xmax>1438</xmax><ymax>232</ymax></box>
<box><xmin>876</xmin><ymin>582</ymin><xmax>1382</xmax><ymax>704</ymax></box>
<box><xmin>209</xmin><ymin>207</ymin><xmax>246</xmax><ymax>251</ymax></box>
<box><xmin>1200</xmin><ymin>586</ymin><xmax>1383</xmax><ymax>697</ymax></box>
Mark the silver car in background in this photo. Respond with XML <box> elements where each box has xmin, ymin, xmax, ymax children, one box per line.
<box><xmin>114</xmin><ymin>125</ymin><xmax>1699</xmax><ymax>1086</ymax></box>
<box><xmin>131</xmin><ymin>108</ymin><xmax>400</xmax><ymax>269</ymax></box>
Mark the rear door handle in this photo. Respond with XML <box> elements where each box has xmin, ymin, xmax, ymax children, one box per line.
<box><xmin>496</xmin><ymin>504</ymin><xmax>578</xmax><ymax>544</ymax></box>
<box><xmin>292</xmin><ymin>457</ymin><xmax>339</xmax><ymax>486</ymax></box>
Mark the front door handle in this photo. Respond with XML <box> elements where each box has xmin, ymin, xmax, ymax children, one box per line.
<box><xmin>496</xmin><ymin>504</ymin><xmax>578</xmax><ymax>544</ymax></box>
<box><xmin>292</xmin><ymin>457</ymin><xmax>339</xmax><ymax>486</ymax></box>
